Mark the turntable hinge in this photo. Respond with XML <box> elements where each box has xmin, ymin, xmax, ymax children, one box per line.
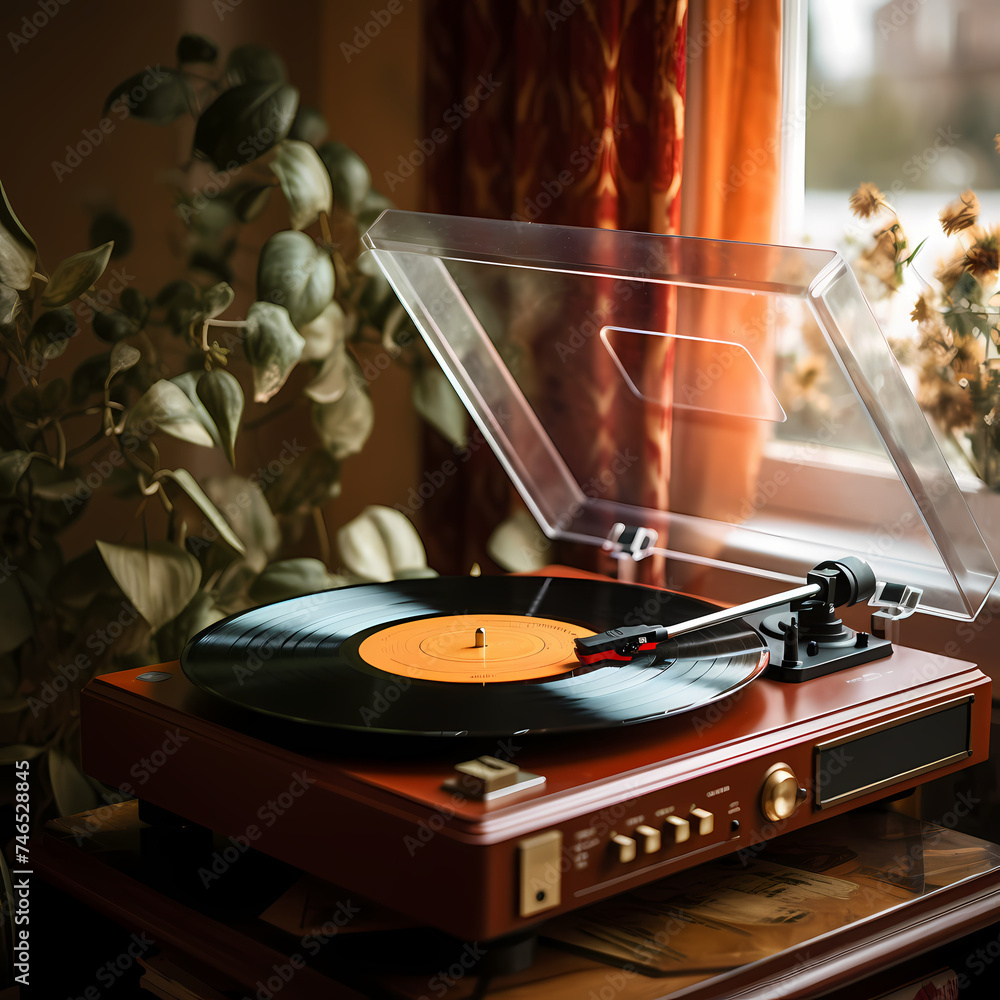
<box><xmin>603</xmin><ymin>522</ymin><xmax>658</xmax><ymax>561</ymax></box>
<box><xmin>870</xmin><ymin>582</ymin><xmax>922</xmax><ymax>641</ymax></box>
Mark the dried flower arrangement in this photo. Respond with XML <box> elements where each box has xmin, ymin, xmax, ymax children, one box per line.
<box><xmin>849</xmin><ymin>176</ymin><xmax>1000</xmax><ymax>488</ymax></box>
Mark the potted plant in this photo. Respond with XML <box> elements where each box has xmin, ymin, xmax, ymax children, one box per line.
<box><xmin>0</xmin><ymin>35</ymin><xmax>452</xmax><ymax>824</ymax></box>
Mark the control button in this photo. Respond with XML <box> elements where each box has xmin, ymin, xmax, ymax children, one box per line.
<box><xmin>635</xmin><ymin>824</ymin><xmax>661</xmax><ymax>854</ymax></box>
<box><xmin>517</xmin><ymin>830</ymin><xmax>562</xmax><ymax>917</ymax></box>
<box><xmin>761</xmin><ymin>762</ymin><xmax>804</xmax><ymax>822</ymax></box>
<box><xmin>453</xmin><ymin>755</ymin><xmax>519</xmax><ymax>798</ymax></box>
<box><xmin>610</xmin><ymin>833</ymin><xmax>637</xmax><ymax>863</ymax></box>
<box><xmin>690</xmin><ymin>807</ymin><xmax>714</xmax><ymax>836</ymax></box>
<box><xmin>663</xmin><ymin>815</ymin><xmax>690</xmax><ymax>844</ymax></box>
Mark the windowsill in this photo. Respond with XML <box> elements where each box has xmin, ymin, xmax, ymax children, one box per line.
<box><xmin>699</xmin><ymin>439</ymin><xmax>1000</xmax><ymax>622</ymax></box>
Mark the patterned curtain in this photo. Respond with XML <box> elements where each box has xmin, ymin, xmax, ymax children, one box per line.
<box><xmin>420</xmin><ymin>0</ymin><xmax>687</xmax><ymax>582</ymax></box>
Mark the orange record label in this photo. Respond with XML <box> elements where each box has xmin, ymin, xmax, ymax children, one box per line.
<box><xmin>358</xmin><ymin>614</ymin><xmax>595</xmax><ymax>683</ymax></box>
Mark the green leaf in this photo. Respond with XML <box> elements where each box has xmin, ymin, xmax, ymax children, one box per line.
<box><xmin>256</xmin><ymin>229</ymin><xmax>334</xmax><ymax>328</ymax></box>
<box><xmin>0</xmin><ymin>450</ymin><xmax>32</xmax><ymax>498</ymax></box>
<box><xmin>103</xmin><ymin>66</ymin><xmax>189</xmax><ymax>125</ymax></box>
<box><xmin>169</xmin><ymin>372</ymin><xmax>223</xmax><ymax>448</ymax></box>
<box><xmin>28</xmin><ymin>308</ymin><xmax>79</xmax><ymax>361</ymax></box>
<box><xmin>196</xmin><ymin>368</ymin><xmax>243</xmax><ymax>464</ymax></box>
<box><xmin>337</xmin><ymin>505</ymin><xmax>429</xmax><ymax>583</ymax></box>
<box><xmin>395</xmin><ymin>566</ymin><xmax>439</xmax><ymax>580</ymax></box>
<box><xmin>0</xmin><ymin>573</ymin><xmax>32</xmax><ymax>654</ymax></box>
<box><xmin>356</xmin><ymin>190</ymin><xmax>394</xmax><ymax>236</ymax></box>
<box><xmin>243</xmin><ymin>301</ymin><xmax>305</xmax><ymax>402</ymax></box>
<box><xmin>0</xmin><ymin>178</ymin><xmax>37</xmax><ymax>290</ymax></box>
<box><xmin>89</xmin><ymin>210</ymin><xmax>133</xmax><ymax>260</ymax></box>
<box><xmin>317</xmin><ymin>142</ymin><xmax>372</xmax><ymax>214</ymax></box>
<box><xmin>50</xmin><ymin>547</ymin><xmax>116</xmax><ymax>611</ymax></box>
<box><xmin>158</xmin><ymin>469</ymin><xmax>246</xmax><ymax>555</ymax></box>
<box><xmin>312</xmin><ymin>369</ymin><xmax>373</xmax><ymax>458</ymax></box>
<box><xmin>269</xmin><ymin>140</ymin><xmax>333</xmax><ymax>231</ymax></box>
<box><xmin>49</xmin><ymin>745</ymin><xmax>98</xmax><ymax>816</ymax></box>
<box><xmin>413</xmin><ymin>365</ymin><xmax>468</xmax><ymax>448</ymax></box>
<box><xmin>202</xmin><ymin>281</ymin><xmax>235</xmax><ymax>320</ymax></box>
<box><xmin>487</xmin><ymin>510</ymin><xmax>551</xmax><ymax>572</ymax></box>
<box><xmin>108</xmin><ymin>341</ymin><xmax>141</xmax><ymax>381</ymax></box>
<box><xmin>96</xmin><ymin>539</ymin><xmax>202</xmax><ymax>634</ymax></box>
<box><xmin>203</xmin><ymin>475</ymin><xmax>280</xmax><ymax>572</ymax></box>
<box><xmin>234</xmin><ymin>183</ymin><xmax>274</xmax><ymax>223</ymax></box>
<box><xmin>903</xmin><ymin>237</ymin><xmax>928</xmax><ymax>268</ymax></box>
<box><xmin>71</xmin><ymin>352</ymin><xmax>111</xmax><ymax>404</ymax></box>
<box><xmin>93</xmin><ymin>309</ymin><xmax>136</xmax><ymax>343</ymax></box>
<box><xmin>41</xmin><ymin>242</ymin><xmax>114</xmax><ymax>307</ymax></box>
<box><xmin>126</xmin><ymin>379</ymin><xmax>216</xmax><ymax>448</ymax></box>
<box><xmin>120</xmin><ymin>287</ymin><xmax>150</xmax><ymax>328</ymax></box>
<box><xmin>155</xmin><ymin>279</ymin><xmax>201</xmax><ymax>336</ymax></box>
<box><xmin>0</xmin><ymin>282</ymin><xmax>20</xmax><ymax>326</ymax></box>
<box><xmin>0</xmin><ymin>744</ymin><xmax>46</xmax><ymax>764</ymax></box>
<box><xmin>299</xmin><ymin>300</ymin><xmax>346</xmax><ymax>362</ymax></box>
<box><xmin>42</xmin><ymin>378</ymin><xmax>68</xmax><ymax>413</ymax></box>
<box><xmin>177</xmin><ymin>33</ymin><xmax>219</xmax><ymax>64</ymax></box>
<box><xmin>193</xmin><ymin>81</ymin><xmax>299</xmax><ymax>170</ymax></box>
<box><xmin>12</xmin><ymin>381</ymin><xmax>66</xmax><ymax>420</ymax></box>
<box><xmin>304</xmin><ymin>345</ymin><xmax>351</xmax><ymax>404</ymax></box>
<box><xmin>288</xmin><ymin>107</ymin><xmax>328</xmax><ymax>147</ymax></box>
<box><xmin>225</xmin><ymin>44</ymin><xmax>287</xmax><ymax>85</ymax></box>
<box><xmin>265</xmin><ymin>448</ymin><xmax>341</xmax><ymax>516</ymax></box>
<box><xmin>248</xmin><ymin>558</ymin><xmax>346</xmax><ymax>603</ymax></box>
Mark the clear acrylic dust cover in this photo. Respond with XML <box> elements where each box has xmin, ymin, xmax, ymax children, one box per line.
<box><xmin>364</xmin><ymin>210</ymin><xmax>998</xmax><ymax>621</ymax></box>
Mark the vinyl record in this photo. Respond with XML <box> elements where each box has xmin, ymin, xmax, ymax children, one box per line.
<box><xmin>180</xmin><ymin>576</ymin><xmax>768</xmax><ymax>736</ymax></box>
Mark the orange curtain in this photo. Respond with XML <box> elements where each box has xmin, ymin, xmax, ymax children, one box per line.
<box><xmin>669</xmin><ymin>0</ymin><xmax>783</xmax><ymax>572</ymax></box>
<box><xmin>692</xmin><ymin>0</ymin><xmax>783</xmax><ymax>243</ymax></box>
<box><xmin>421</xmin><ymin>0</ymin><xmax>687</xmax><ymax>580</ymax></box>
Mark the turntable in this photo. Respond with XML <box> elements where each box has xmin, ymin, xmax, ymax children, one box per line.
<box><xmin>42</xmin><ymin>214</ymin><xmax>1000</xmax><ymax>994</ymax></box>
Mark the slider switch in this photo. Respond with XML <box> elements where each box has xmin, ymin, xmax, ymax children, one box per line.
<box><xmin>664</xmin><ymin>815</ymin><xmax>690</xmax><ymax>844</ymax></box>
<box><xmin>610</xmin><ymin>833</ymin><xmax>636</xmax><ymax>863</ymax></box>
<box><xmin>690</xmin><ymin>807</ymin><xmax>714</xmax><ymax>836</ymax></box>
<box><xmin>635</xmin><ymin>824</ymin><xmax>661</xmax><ymax>854</ymax></box>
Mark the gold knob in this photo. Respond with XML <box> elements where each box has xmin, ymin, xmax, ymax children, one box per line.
<box><xmin>761</xmin><ymin>762</ymin><xmax>804</xmax><ymax>822</ymax></box>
